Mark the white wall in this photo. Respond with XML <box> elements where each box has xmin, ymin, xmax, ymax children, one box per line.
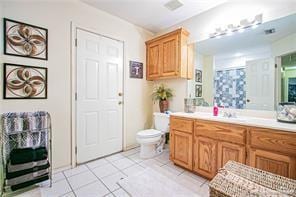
<box><xmin>152</xmin><ymin>79</ymin><xmax>187</xmax><ymax>112</ymax></box>
<box><xmin>272</xmin><ymin>33</ymin><xmax>296</xmax><ymax>56</ymax></box>
<box><xmin>214</xmin><ymin>46</ymin><xmax>272</xmax><ymax>70</ymax></box>
<box><xmin>161</xmin><ymin>0</ymin><xmax>296</xmax><ymax>43</ymax></box>
<box><xmin>153</xmin><ymin>1</ymin><xmax>296</xmax><ymax>112</ymax></box>
<box><xmin>0</xmin><ymin>1</ymin><xmax>153</xmax><ymax>169</ymax></box>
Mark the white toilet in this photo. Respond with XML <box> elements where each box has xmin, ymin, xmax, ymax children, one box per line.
<box><xmin>136</xmin><ymin>112</ymin><xmax>170</xmax><ymax>159</ymax></box>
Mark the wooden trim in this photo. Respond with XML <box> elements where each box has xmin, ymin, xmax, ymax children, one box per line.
<box><xmin>145</xmin><ymin>28</ymin><xmax>189</xmax><ymax>45</ymax></box>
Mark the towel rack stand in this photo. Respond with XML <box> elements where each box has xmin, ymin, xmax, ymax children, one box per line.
<box><xmin>0</xmin><ymin>111</ymin><xmax>52</xmax><ymax>195</ymax></box>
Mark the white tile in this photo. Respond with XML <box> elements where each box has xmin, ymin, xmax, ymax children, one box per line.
<box><xmin>105</xmin><ymin>153</ymin><xmax>125</xmax><ymax>162</ymax></box>
<box><xmin>154</xmin><ymin>151</ymin><xmax>170</xmax><ymax>164</ymax></box>
<box><xmin>61</xmin><ymin>192</ymin><xmax>76</xmax><ymax>197</ymax></box>
<box><xmin>112</xmin><ymin>188</ymin><xmax>130</xmax><ymax>197</ymax></box>
<box><xmin>87</xmin><ymin>158</ymin><xmax>109</xmax><ymax>169</ymax></box>
<box><xmin>53</xmin><ymin>166</ymin><xmax>71</xmax><ymax>174</ymax></box>
<box><xmin>127</xmin><ymin>153</ymin><xmax>144</xmax><ymax>163</ymax></box>
<box><xmin>105</xmin><ymin>193</ymin><xmax>115</xmax><ymax>197</ymax></box>
<box><xmin>178</xmin><ymin>172</ymin><xmax>207</xmax><ymax>191</ymax></box>
<box><xmin>167</xmin><ymin>161</ymin><xmax>185</xmax><ymax>172</ymax></box>
<box><xmin>101</xmin><ymin>171</ymin><xmax>126</xmax><ymax>192</ymax></box>
<box><xmin>199</xmin><ymin>182</ymin><xmax>210</xmax><ymax>197</ymax></box>
<box><xmin>63</xmin><ymin>165</ymin><xmax>89</xmax><ymax>178</ymax></box>
<box><xmin>40</xmin><ymin>179</ymin><xmax>72</xmax><ymax>197</ymax></box>
<box><xmin>67</xmin><ymin>171</ymin><xmax>98</xmax><ymax>190</ymax></box>
<box><xmin>161</xmin><ymin>162</ymin><xmax>184</xmax><ymax>175</ymax></box>
<box><xmin>14</xmin><ymin>188</ymin><xmax>42</xmax><ymax>197</ymax></box>
<box><xmin>74</xmin><ymin>181</ymin><xmax>109</xmax><ymax>197</ymax></box>
<box><xmin>122</xmin><ymin>164</ymin><xmax>145</xmax><ymax>177</ymax></box>
<box><xmin>52</xmin><ymin>172</ymin><xmax>65</xmax><ymax>183</ymax></box>
<box><xmin>139</xmin><ymin>159</ymin><xmax>163</xmax><ymax>168</ymax></box>
<box><xmin>91</xmin><ymin>163</ymin><xmax>119</xmax><ymax>178</ymax></box>
<box><xmin>181</xmin><ymin>171</ymin><xmax>207</xmax><ymax>184</ymax></box>
<box><xmin>121</xmin><ymin>148</ymin><xmax>139</xmax><ymax>156</ymax></box>
<box><xmin>111</xmin><ymin>158</ymin><xmax>135</xmax><ymax>170</ymax></box>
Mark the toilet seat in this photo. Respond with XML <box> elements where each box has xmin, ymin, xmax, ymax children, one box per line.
<box><xmin>137</xmin><ymin>129</ymin><xmax>162</xmax><ymax>138</ymax></box>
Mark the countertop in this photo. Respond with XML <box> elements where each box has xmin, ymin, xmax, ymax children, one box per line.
<box><xmin>171</xmin><ymin>112</ymin><xmax>296</xmax><ymax>133</ymax></box>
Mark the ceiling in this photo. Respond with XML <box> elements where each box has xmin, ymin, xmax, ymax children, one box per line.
<box><xmin>81</xmin><ymin>0</ymin><xmax>227</xmax><ymax>33</ymax></box>
<box><xmin>198</xmin><ymin>14</ymin><xmax>296</xmax><ymax>57</ymax></box>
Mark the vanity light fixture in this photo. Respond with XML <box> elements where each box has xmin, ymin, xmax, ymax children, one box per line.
<box><xmin>209</xmin><ymin>14</ymin><xmax>263</xmax><ymax>38</ymax></box>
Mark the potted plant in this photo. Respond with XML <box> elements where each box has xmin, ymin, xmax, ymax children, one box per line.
<box><xmin>152</xmin><ymin>84</ymin><xmax>173</xmax><ymax>113</ymax></box>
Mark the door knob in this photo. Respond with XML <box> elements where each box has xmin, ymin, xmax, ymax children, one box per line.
<box><xmin>118</xmin><ymin>101</ymin><xmax>123</xmax><ymax>105</ymax></box>
<box><xmin>118</xmin><ymin>93</ymin><xmax>123</xmax><ymax>96</ymax></box>
<box><xmin>247</xmin><ymin>99</ymin><xmax>250</xmax><ymax>102</ymax></box>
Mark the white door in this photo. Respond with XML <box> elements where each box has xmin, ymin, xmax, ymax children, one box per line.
<box><xmin>76</xmin><ymin>29</ymin><xmax>123</xmax><ymax>163</ymax></box>
<box><xmin>246</xmin><ymin>58</ymin><xmax>275</xmax><ymax>110</ymax></box>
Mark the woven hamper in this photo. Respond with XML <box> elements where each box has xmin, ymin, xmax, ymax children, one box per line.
<box><xmin>209</xmin><ymin>161</ymin><xmax>296</xmax><ymax>197</ymax></box>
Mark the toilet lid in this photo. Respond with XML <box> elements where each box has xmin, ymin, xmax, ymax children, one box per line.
<box><xmin>137</xmin><ymin>129</ymin><xmax>162</xmax><ymax>138</ymax></box>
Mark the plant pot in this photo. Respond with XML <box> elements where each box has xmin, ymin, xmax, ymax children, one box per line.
<box><xmin>159</xmin><ymin>100</ymin><xmax>169</xmax><ymax>113</ymax></box>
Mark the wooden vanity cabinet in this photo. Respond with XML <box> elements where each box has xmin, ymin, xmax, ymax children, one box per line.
<box><xmin>193</xmin><ymin>136</ymin><xmax>217</xmax><ymax>179</ymax></box>
<box><xmin>217</xmin><ymin>142</ymin><xmax>246</xmax><ymax>170</ymax></box>
<box><xmin>247</xmin><ymin>128</ymin><xmax>296</xmax><ymax>179</ymax></box>
<box><xmin>146</xmin><ymin>28</ymin><xmax>193</xmax><ymax>80</ymax></box>
<box><xmin>170</xmin><ymin>116</ymin><xmax>296</xmax><ymax>180</ymax></box>
<box><xmin>193</xmin><ymin>120</ymin><xmax>246</xmax><ymax>179</ymax></box>
<box><xmin>170</xmin><ymin>117</ymin><xmax>193</xmax><ymax>170</ymax></box>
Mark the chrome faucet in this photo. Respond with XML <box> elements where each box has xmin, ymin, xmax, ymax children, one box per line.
<box><xmin>223</xmin><ymin>108</ymin><xmax>237</xmax><ymax>118</ymax></box>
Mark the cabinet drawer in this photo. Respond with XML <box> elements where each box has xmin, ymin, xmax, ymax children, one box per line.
<box><xmin>170</xmin><ymin>117</ymin><xmax>193</xmax><ymax>133</ymax></box>
<box><xmin>249</xmin><ymin>128</ymin><xmax>296</xmax><ymax>156</ymax></box>
<box><xmin>195</xmin><ymin>120</ymin><xmax>246</xmax><ymax>145</ymax></box>
<box><xmin>248</xmin><ymin>148</ymin><xmax>296</xmax><ymax>179</ymax></box>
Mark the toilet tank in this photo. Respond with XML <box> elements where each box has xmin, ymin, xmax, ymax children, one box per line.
<box><xmin>154</xmin><ymin>112</ymin><xmax>170</xmax><ymax>132</ymax></box>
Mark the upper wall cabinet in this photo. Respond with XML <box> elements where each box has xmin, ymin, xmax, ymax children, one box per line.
<box><xmin>145</xmin><ymin>28</ymin><xmax>193</xmax><ymax>81</ymax></box>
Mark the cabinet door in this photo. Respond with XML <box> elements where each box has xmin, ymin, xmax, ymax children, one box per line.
<box><xmin>217</xmin><ymin>142</ymin><xmax>246</xmax><ymax>169</ymax></box>
<box><xmin>171</xmin><ymin>130</ymin><xmax>192</xmax><ymax>170</ymax></box>
<box><xmin>161</xmin><ymin>35</ymin><xmax>179</xmax><ymax>77</ymax></box>
<box><xmin>147</xmin><ymin>41</ymin><xmax>161</xmax><ymax>79</ymax></box>
<box><xmin>193</xmin><ymin>136</ymin><xmax>217</xmax><ymax>179</ymax></box>
<box><xmin>249</xmin><ymin>149</ymin><xmax>296</xmax><ymax>179</ymax></box>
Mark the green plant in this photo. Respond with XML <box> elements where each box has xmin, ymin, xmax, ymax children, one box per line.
<box><xmin>152</xmin><ymin>84</ymin><xmax>173</xmax><ymax>101</ymax></box>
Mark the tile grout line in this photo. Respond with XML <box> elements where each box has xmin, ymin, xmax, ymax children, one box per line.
<box><xmin>85</xmin><ymin>164</ymin><xmax>114</xmax><ymax>195</ymax></box>
<box><xmin>61</xmin><ymin>171</ymin><xmax>77</xmax><ymax>197</ymax></box>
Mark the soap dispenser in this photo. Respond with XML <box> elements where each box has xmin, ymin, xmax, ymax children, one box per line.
<box><xmin>213</xmin><ymin>103</ymin><xmax>219</xmax><ymax>116</ymax></box>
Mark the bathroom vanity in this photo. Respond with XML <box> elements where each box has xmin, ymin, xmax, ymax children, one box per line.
<box><xmin>169</xmin><ymin>112</ymin><xmax>296</xmax><ymax>180</ymax></box>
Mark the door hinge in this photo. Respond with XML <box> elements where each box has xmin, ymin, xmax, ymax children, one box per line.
<box><xmin>275</xmin><ymin>64</ymin><xmax>277</xmax><ymax>68</ymax></box>
<box><xmin>75</xmin><ymin>146</ymin><xmax>77</xmax><ymax>155</ymax></box>
<box><xmin>75</xmin><ymin>92</ymin><xmax>77</xmax><ymax>100</ymax></box>
<box><xmin>75</xmin><ymin>38</ymin><xmax>77</xmax><ymax>47</ymax></box>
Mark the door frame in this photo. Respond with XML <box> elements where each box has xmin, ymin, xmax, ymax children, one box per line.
<box><xmin>71</xmin><ymin>22</ymin><xmax>125</xmax><ymax>167</ymax></box>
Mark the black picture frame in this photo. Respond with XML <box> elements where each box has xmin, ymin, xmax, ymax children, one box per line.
<box><xmin>195</xmin><ymin>69</ymin><xmax>202</xmax><ymax>83</ymax></box>
<box><xmin>3</xmin><ymin>63</ymin><xmax>48</xmax><ymax>99</ymax></box>
<box><xmin>195</xmin><ymin>84</ymin><xmax>202</xmax><ymax>98</ymax></box>
<box><xmin>129</xmin><ymin>61</ymin><xmax>143</xmax><ymax>79</ymax></box>
<box><xmin>4</xmin><ymin>18</ymin><xmax>48</xmax><ymax>60</ymax></box>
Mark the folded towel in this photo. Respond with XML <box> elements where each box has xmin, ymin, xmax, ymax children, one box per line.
<box><xmin>6</xmin><ymin>168</ymin><xmax>49</xmax><ymax>186</ymax></box>
<box><xmin>7</xmin><ymin>159</ymin><xmax>48</xmax><ymax>173</ymax></box>
<box><xmin>10</xmin><ymin>174</ymin><xmax>49</xmax><ymax>191</ymax></box>
<box><xmin>10</xmin><ymin>147</ymin><xmax>48</xmax><ymax>165</ymax></box>
<box><xmin>6</xmin><ymin>161</ymin><xmax>50</xmax><ymax>179</ymax></box>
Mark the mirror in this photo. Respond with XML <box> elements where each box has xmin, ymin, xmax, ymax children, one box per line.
<box><xmin>187</xmin><ymin>14</ymin><xmax>296</xmax><ymax>111</ymax></box>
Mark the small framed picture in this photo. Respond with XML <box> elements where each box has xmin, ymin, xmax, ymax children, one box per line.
<box><xmin>4</xmin><ymin>18</ymin><xmax>48</xmax><ymax>60</ymax></box>
<box><xmin>129</xmin><ymin>61</ymin><xmax>143</xmax><ymax>79</ymax></box>
<box><xmin>195</xmin><ymin>84</ymin><xmax>202</xmax><ymax>97</ymax></box>
<box><xmin>195</xmin><ymin>69</ymin><xmax>202</xmax><ymax>83</ymax></box>
<box><xmin>3</xmin><ymin>63</ymin><xmax>47</xmax><ymax>99</ymax></box>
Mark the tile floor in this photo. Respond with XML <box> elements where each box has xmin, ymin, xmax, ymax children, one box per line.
<box><xmin>15</xmin><ymin>147</ymin><xmax>209</xmax><ymax>197</ymax></box>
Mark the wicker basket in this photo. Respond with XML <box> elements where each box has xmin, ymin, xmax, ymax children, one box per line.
<box><xmin>209</xmin><ymin>161</ymin><xmax>296</xmax><ymax>197</ymax></box>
